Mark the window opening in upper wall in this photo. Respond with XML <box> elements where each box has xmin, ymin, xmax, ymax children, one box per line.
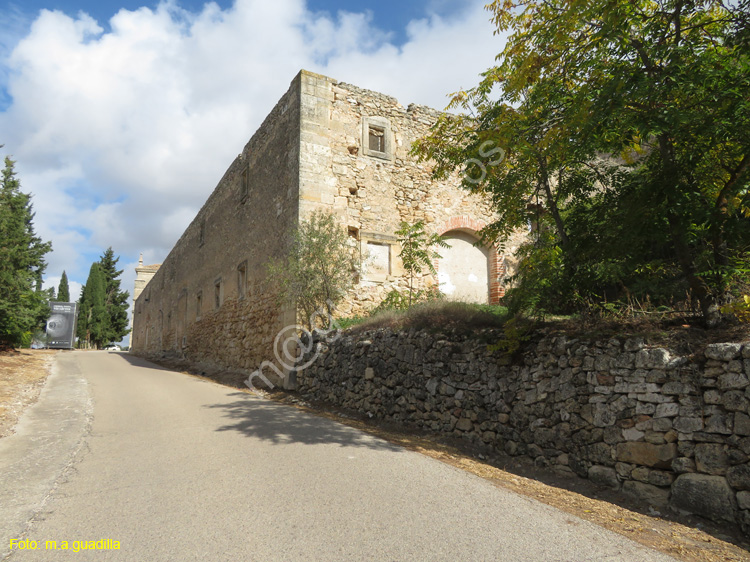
<box><xmin>214</xmin><ymin>278</ymin><xmax>223</xmax><ymax>310</ymax></box>
<box><xmin>362</xmin><ymin>116</ymin><xmax>392</xmax><ymax>161</ymax></box>
<box><xmin>368</xmin><ymin>126</ymin><xmax>385</xmax><ymax>153</ymax></box>
<box><xmin>240</xmin><ymin>167</ymin><xmax>249</xmax><ymax>203</ymax></box>
<box><xmin>237</xmin><ymin>261</ymin><xmax>247</xmax><ymax>299</ymax></box>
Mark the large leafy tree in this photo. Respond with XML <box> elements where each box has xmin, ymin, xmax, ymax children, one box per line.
<box><xmin>415</xmin><ymin>0</ymin><xmax>750</xmax><ymax>325</ymax></box>
<box><xmin>0</xmin><ymin>157</ymin><xmax>52</xmax><ymax>347</ymax></box>
<box><xmin>98</xmin><ymin>247</ymin><xmax>130</xmax><ymax>343</ymax></box>
<box><xmin>57</xmin><ymin>270</ymin><xmax>70</xmax><ymax>302</ymax></box>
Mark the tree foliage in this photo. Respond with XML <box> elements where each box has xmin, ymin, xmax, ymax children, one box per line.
<box><xmin>57</xmin><ymin>271</ymin><xmax>70</xmax><ymax>302</ymax></box>
<box><xmin>267</xmin><ymin>211</ymin><xmax>356</xmax><ymax>326</ymax></box>
<box><xmin>77</xmin><ymin>263</ymin><xmax>107</xmax><ymax>348</ymax></box>
<box><xmin>98</xmin><ymin>247</ymin><xmax>130</xmax><ymax>343</ymax></box>
<box><xmin>0</xmin><ymin>157</ymin><xmax>52</xmax><ymax>347</ymax></box>
<box><xmin>414</xmin><ymin>0</ymin><xmax>750</xmax><ymax>324</ymax></box>
<box><xmin>77</xmin><ymin>248</ymin><xmax>130</xmax><ymax>348</ymax></box>
<box><xmin>395</xmin><ymin>220</ymin><xmax>450</xmax><ymax>307</ymax></box>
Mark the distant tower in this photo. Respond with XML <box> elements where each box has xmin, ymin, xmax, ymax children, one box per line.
<box><xmin>133</xmin><ymin>253</ymin><xmax>160</xmax><ymax>304</ymax></box>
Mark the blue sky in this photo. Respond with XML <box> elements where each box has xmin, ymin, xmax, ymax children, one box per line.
<box><xmin>4</xmin><ymin>0</ymin><xmax>469</xmax><ymax>43</ymax></box>
<box><xmin>0</xmin><ymin>0</ymin><xmax>505</xmax><ymax>343</ymax></box>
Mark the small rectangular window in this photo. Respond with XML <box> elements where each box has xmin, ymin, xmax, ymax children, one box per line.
<box><xmin>368</xmin><ymin>126</ymin><xmax>385</xmax><ymax>153</ymax></box>
<box><xmin>214</xmin><ymin>278</ymin><xmax>223</xmax><ymax>310</ymax></box>
<box><xmin>199</xmin><ymin>220</ymin><xmax>206</xmax><ymax>247</ymax></box>
<box><xmin>196</xmin><ymin>291</ymin><xmax>203</xmax><ymax>320</ymax></box>
<box><xmin>237</xmin><ymin>261</ymin><xmax>247</xmax><ymax>299</ymax></box>
<box><xmin>240</xmin><ymin>167</ymin><xmax>249</xmax><ymax>202</ymax></box>
<box><xmin>362</xmin><ymin>117</ymin><xmax>392</xmax><ymax>160</ymax></box>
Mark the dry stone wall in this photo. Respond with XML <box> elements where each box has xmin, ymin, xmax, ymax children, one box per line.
<box><xmin>296</xmin><ymin>329</ymin><xmax>750</xmax><ymax>533</ymax></box>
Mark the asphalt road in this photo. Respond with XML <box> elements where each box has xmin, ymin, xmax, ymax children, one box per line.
<box><xmin>1</xmin><ymin>351</ymin><xmax>679</xmax><ymax>561</ymax></box>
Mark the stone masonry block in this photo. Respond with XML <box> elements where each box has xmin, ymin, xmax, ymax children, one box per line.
<box><xmin>671</xmin><ymin>473</ymin><xmax>737</xmax><ymax>523</ymax></box>
<box><xmin>588</xmin><ymin>465</ymin><xmax>620</xmax><ymax>489</ymax></box>
<box><xmin>694</xmin><ymin>443</ymin><xmax>729</xmax><ymax>475</ymax></box>
<box><xmin>635</xmin><ymin>349</ymin><xmax>671</xmax><ymax>369</ymax></box>
<box><xmin>705</xmin><ymin>343</ymin><xmax>742</xmax><ymax>361</ymax></box>
<box><xmin>622</xmin><ymin>481</ymin><xmax>669</xmax><ymax>509</ymax></box>
<box><xmin>616</xmin><ymin>442</ymin><xmax>677</xmax><ymax>469</ymax></box>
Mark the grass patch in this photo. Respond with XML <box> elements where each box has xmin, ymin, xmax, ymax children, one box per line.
<box><xmin>343</xmin><ymin>301</ymin><xmax>509</xmax><ymax>335</ymax></box>
<box><xmin>335</xmin><ymin>316</ymin><xmax>369</xmax><ymax>330</ymax></box>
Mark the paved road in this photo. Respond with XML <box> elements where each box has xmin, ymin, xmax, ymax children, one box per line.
<box><xmin>1</xmin><ymin>351</ymin><xmax>678</xmax><ymax>561</ymax></box>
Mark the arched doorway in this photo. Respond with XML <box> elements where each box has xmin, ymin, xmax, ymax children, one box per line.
<box><xmin>438</xmin><ymin>230</ymin><xmax>490</xmax><ymax>304</ymax></box>
<box><xmin>437</xmin><ymin>216</ymin><xmax>505</xmax><ymax>305</ymax></box>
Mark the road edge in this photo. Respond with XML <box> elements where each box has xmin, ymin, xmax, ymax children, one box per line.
<box><xmin>0</xmin><ymin>352</ymin><xmax>93</xmax><ymax>560</ymax></box>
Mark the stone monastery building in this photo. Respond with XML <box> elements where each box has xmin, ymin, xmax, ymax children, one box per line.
<box><xmin>131</xmin><ymin>70</ymin><xmax>514</xmax><ymax>380</ymax></box>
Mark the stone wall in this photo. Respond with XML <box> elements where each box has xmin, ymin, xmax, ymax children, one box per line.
<box><xmin>296</xmin><ymin>72</ymin><xmax>525</xmax><ymax>314</ymax></box>
<box><xmin>295</xmin><ymin>329</ymin><xmax>750</xmax><ymax>533</ymax></box>
<box><xmin>131</xmin><ymin>72</ymin><xmax>302</xmax><ymax>378</ymax></box>
<box><xmin>132</xmin><ymin>70</ymin><xmax>524</xmax><ymax>380</ymax></box>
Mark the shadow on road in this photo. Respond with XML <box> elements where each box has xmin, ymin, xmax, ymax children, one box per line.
<box><xmin>117</xmin><ymin>353</ymin><xmax>403</xmax><ymax>451</ymax></box>
<box><xmin>112</xmin><ymin>352</ymin><xmax>177</xmax><ymax>372</ymax></box>
<box><xmin>111</xmin><ymin>352</ymin><xmax>749</xmax><ymax>554</ymax></box>
<box><xmin>204</xmin><ymin>393</ymin><xmax>404</xmax><ymax>452</ymax></box>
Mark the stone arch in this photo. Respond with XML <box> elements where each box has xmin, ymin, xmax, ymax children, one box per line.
<box><xmin>437</xmin><ymin>216</ymin><xmax>505</xmax><ymax>305</ymax></box>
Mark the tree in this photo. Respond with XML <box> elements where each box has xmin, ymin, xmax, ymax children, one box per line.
<box><xmin>267</xmin><ymin>211</ymin><xmax>356</xmax><ymax>326</ymax></box>
<box><xmin>57</xmin><ymin>271</ymin><xmax>70</xmax><ymax>302</ymax></box>
<box><xmin>395</xmin><ymin>220</ymin><xmax>450</xmax><ymax>307</ymax></box>
<box><xmin>77</xmin><ymin>263</ymin><xmax>107</xmax><ymax>348</ymax></box>
<box><xmin>77</xmin><ymin>249</ymin><xmax>130</xmax><ymax>347</ymax></box>
<box><xmin>0</xmin><ymin>157</ymin><xmax>52</xmax><ymax>347</ymax></box>
<box><xmin>414</xmin><ymin>0</ymin><xmax>750</xmax><ymax>324</ymax></box>
<box><xmin>98</xmin><ymin>247</ymin><xmax>130</xmax><ymax>343</ymax></box>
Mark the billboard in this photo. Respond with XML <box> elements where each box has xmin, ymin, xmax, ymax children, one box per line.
<box><xmin>46</xmin><ymin>302</ymin><xmax>78</xmax><ymax>349</ymax></box>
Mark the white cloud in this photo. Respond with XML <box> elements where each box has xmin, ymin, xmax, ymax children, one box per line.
<box><xmin>0</xmin><ymin>0</ymin><xmax>504</xmax><ymax>303</ymax></box>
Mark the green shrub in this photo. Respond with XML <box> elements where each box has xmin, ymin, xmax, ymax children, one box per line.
<box><xmin>346</xmin><ymin>299</ymin><xmax>508</xmax><ymax>335</ymax></box>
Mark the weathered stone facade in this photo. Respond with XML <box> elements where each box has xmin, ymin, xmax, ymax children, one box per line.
<box><xmin>297</xmin><ymin>73</ymin><xmax>515</xmax><ymax>314</ymax></box>
<box><xmin>131</xmin><ymin>70</ymin><xmax>517</xmax><ymax>378</ymax></box>
<box><xmin>296</xmin><ymin>331</ymin><xmax>750</xmax><ymax>533</ymax></box>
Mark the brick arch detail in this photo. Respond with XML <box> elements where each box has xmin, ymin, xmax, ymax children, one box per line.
<box><xmin>436</xmin><ymin>216</ymin><xmax>505</xmax><ymax>305</ymax></box>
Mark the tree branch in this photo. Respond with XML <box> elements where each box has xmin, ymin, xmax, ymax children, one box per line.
<box><xmin>716</xmin><ymin>153</ymin><xmax>750</xmax><ymax>213</ymax></box>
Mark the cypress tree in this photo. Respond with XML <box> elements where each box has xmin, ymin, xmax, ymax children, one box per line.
<box><xmin>57</xmin><ymin>271</ymin><xmax>70</xmax><ymax>302</ymax></box>
<box><xmin>98</xmin><ymin>248</ymin><xmax>130</xmax><ymax>343</ymax></box>
<box><xmin>77</xmin><ymin>263</ymin><xmax>107</xmax><ymax>348</ymax></box>
<box><xmin>76</xmin><ymin>281</ymin><xmax>88</xmax><ymax>346</ymax></box>
<box><xmin>0</xmin><ymin>157</ymin><xmax>52</xmax><ymax>347</ymax></box>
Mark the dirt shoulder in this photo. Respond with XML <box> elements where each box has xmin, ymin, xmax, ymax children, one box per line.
<box><xmin>0</xmin><ymin>349</ymin><xmax>56</xmax><ymax>438</ymax></box>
